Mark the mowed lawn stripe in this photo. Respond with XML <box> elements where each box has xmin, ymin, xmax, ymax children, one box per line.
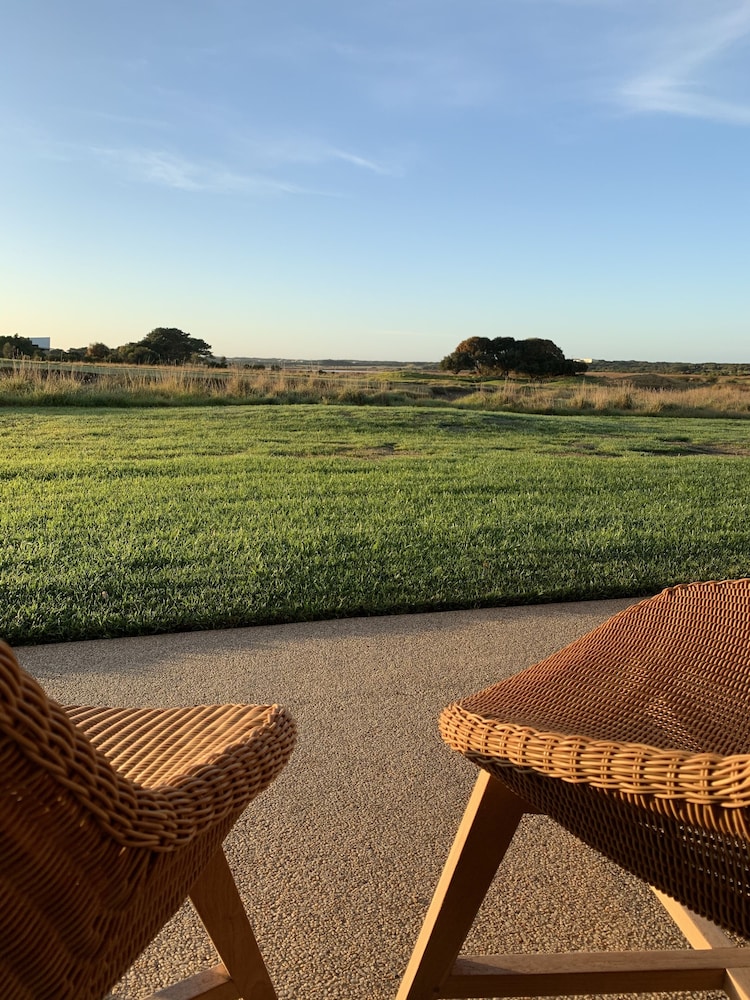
<box><xmin>2</xmin><ymin>405</ymin><xmax>750</xmax><ymax>644</ymax></box>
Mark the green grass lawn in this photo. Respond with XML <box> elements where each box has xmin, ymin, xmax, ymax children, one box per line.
<box><xmin>2</xmin><ymin>404</ymin><xmax>750</xmax><ymax>644</ymax></box>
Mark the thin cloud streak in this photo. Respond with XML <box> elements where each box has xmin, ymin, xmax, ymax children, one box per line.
<box><xmin>91</xmin><ymin>147</ymin><xmax>313</xmax><ymax>196</ymax></box>
<box><xmin>618</xmin><ymin>2</ymin><xmax>750</xmax><ymax>125</ymax></box>
<box><xmin>237</xmin><ymin>134</ymin><xmax>403</xmax><ymax>176</ymax></box>
<box><xmin>81</xmin><ymin>129</ymin><xmax>401</xmax><ymax>196</ymax></box>
<box><xmin>621</xmin><ymin>80</ymin><xmax>750</xmax><ymax>125</ymax></box>
<box><xmin>327</xmin><ymin>147</ymin><xmax>398</xmax><ymax>175</ymax></box>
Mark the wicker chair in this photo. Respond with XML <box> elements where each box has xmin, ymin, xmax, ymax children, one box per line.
<box><xmin>397</xmin><ymin>579</ymin><xmax>750</xmax><ymax>1000</ymax></box>
<box><xmin>0</xmin><ymin>638</ymin><xmax>296</xmax><ymax>1000</ymax></box>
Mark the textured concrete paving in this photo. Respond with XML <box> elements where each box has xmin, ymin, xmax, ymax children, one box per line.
<box><xmin>17</xmin><ymin>601</ymin><xmax>719</xmax><ymax>1000</ymax></box>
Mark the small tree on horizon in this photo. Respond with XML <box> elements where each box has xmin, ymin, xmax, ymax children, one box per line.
<box><xmin>85</xmin><ymin>342</ymin><xmax>112</xmax><ymax>361</ymax></box>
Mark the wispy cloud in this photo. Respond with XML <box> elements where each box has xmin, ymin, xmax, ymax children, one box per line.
<box><xmin>619</xmin><ymin>2</ymin><xmax>750</xmax><ymax>124</ymax></box>
<box><xmin>236</xmin><ymin>134</ymin><xmax>403</xmax><ymax>177</ymax></box>
<box><xmin>91</xmin><ymin>147</ymin><xmax>312</xmax><ymax>196</ymax></box>
<box><xmin>324</xmin><ymin>147</ymin><xmax>398</xmax><ymax>175</ymax></box>
<box><xmin>88</xmin><ymin>136</ymin><xmax>400</xmax><ymax>196</ymax></box>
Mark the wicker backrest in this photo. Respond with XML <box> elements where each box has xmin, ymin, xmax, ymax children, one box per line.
<box><xmin>456</xmin><ymin>578</ymin><xmax>750</xmax><ymax>755</ymax></box>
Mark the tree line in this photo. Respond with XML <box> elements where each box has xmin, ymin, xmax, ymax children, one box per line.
<box><xmin>440</xmin><ymin>337</ymin><xmax>587</xmax><ymax>378</ymax></box>
<box><xmin>588</xmin><ymin>360</ymin><xmax>750</xmax><ymax>376</ymax></box>
<box><xmin>0</xmin><ymin>328</ymin><xmax>220</xmax><ymax>365</ymax></box>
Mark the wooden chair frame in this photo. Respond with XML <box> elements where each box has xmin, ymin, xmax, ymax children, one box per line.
<box><xmin>396</xmin><ymin>770</ymin><xmax>750</xmax><ymax>1000</ymax></box>
<box><xmin>148</xmin><ymin>847</ymin><xmax>276</xmax><ymax>1000</ymax></box>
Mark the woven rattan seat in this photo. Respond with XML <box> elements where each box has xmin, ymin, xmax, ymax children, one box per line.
<box><xmin>0</xmin><ymin>638</ymin><xmax>295</xmax><ymax>1000</ymax></box>
<box><xmin>397</xmin><ymin>580</ymin><xmax>750</xmax><ymax>1000</ymax></box>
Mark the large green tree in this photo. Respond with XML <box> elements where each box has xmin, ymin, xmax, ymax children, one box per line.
<box><xmin>440</xmin><ymin>336</ymin><xmax>586</xmax><ymax>378</ymax></box>
<box><xmin>138</xmin><ymin>328</ymin><xmax>213</xmax><ymax>363</ymax></box>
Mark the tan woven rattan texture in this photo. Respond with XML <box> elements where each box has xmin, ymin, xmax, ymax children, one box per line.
<box><xmin>440</xmin><ymin>579</ymin><xmax>750</xmax><ymax>938</ymax></box>
<box><xmin>0</xmin><ymin>639</ymin><xmax>296</xmax><ymax>1000</ymax></box>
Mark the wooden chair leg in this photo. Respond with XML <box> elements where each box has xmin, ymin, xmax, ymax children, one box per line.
<box><xmin>150</xmin><ymin>847</ymin><xmax>277</xmax><ymax>1000</ymax></box>
<box><xmin>651</xmin><ymin>889</ymin><xmax>750</xmax><ymax>1000</ymax></box>
<box><xmin>396</xmin><ymin>769</ymin><xmax>529</xmax><ymax>1000</ymax></box>
<box><xmin>189</xmin><ymin>848</ymin><xmax>277</xmax><ymax>1000</ymax></box>
<box><xmin>397</xmin><ymin>774</ymin><xmax>750</xmax><ymax>999</ymax></box>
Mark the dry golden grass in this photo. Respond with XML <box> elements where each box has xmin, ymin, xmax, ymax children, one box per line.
<box><xmin>0</xmin><ymin>361</ymin><xmax>422</xmax><ymax>406</ymax></box>
<box><xmin>458</xmin><ymin>378</ymin><xmax>750</xmax><ymax>417</ymax></box>
<box><xmin>1</xmin><ymin>359</ymin><xmax>749</xmax><ymax>417</ymax></box>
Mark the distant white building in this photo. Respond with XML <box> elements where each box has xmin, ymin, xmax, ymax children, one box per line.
<box><xmin>30</xmin><ymin>337</ymin><xmax>51</xmax><ymax>350</ymax></box>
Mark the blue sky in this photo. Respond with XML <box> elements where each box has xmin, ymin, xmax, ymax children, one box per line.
<box><xmin>3</xmin><ymin>0</ymin><xmax>750</xmax><ymax>362</ymax></box>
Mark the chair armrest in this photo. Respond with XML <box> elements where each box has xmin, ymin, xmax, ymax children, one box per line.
<box><xmin>440</xmin><ymin>706</ymin><xmax>750</xmax><ymax>814</ymax></box>
<box><xmin>66</xmin><ymin>703</ymin><xmax>296</xmax><ymax>850</ymax></box>
<box><xmin>1</xmin><ymin>638</ymin><xmax>294</xmax><ymax>853</ymax></box>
